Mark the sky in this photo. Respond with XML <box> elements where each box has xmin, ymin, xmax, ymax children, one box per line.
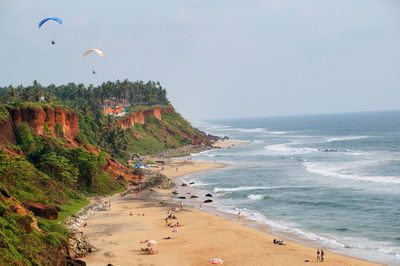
<box><xmin>0</xmin><ymin>0</ymin><xmax>399</xmax><ymax>119</ymax></box>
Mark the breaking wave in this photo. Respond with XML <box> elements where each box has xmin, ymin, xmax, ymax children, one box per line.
<box><xmin>303</xmin><ymin>162</ymin><xmax>400</xmax><ymax>185</ymax></box>
<box><xmin>326</xmin><ymin>136</ymin><xmax>371</xmax><ymax>142</ymax></box>
<box><xmin>247</xmin><ymin>194</ymin><xmax>264</xmax><ymax>200</ymax></box>
<box><xmin>264</xmin><ymin>143</ymin><xmax>318</xmax><ymax>155</ymax></box>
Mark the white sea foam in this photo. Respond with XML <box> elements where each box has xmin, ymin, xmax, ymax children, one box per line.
<box><xmin>237</xmin><ymin>128</ymin><xmax>266</xmax><ymax>133</ymax></box>
<box><xmin>189</xmin><ymin>182</ymin><xmax>216</xmax><ymax>188</ymax></box>
<box><xmin>217</xmin><ymin>206</ymin><xmax>346</xmax><ymax>248</ymax></box>
<box><xmin>214</xmin><ymin>186</ymin><xmax>273</xmax><ymax>192</ymax></box>
<box><xmin>264</xmin><ymin>143</ymin><xmax>318</xmax><ymax>155</ymax></box>
<box><xmin>219</xmin><ymin>127</ymin><xmax>267</xmax><ymax>133</ymax></box>
<box><xmin>214</xmin><ymin>186</ymin><xmax>307</xmax><ymax>193</ymax></box>
<box><xmin>326</xmin><ymin>136</ymin><xmax>371</xmax><ymax>142</ymax></box>
<box><xmin>247</xmin><ymin>194</ymin><xmax>264</xmax><ymax>200</ymax></box>
<box><xmin>267</xmin><ymin>131</ymin><xmax>288</xmax><ymax>134</ymax></box>
<box><xmin>303</xmin><ymin>162</ymin><xmax>400</xmax><ymax>185</ymax></box>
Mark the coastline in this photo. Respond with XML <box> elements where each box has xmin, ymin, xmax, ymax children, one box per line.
<box><xmin>80</xmin><ymin>143</ymin><xmax>382</xmax><ymax>266</ymax></box>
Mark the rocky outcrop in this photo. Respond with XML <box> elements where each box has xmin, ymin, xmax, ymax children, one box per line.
<box><xmin>65</xmin><ymin>200</ymin><xmax>112</xmax><ymax>258</ymax></box>
<box><xmin>24</xmin><ymin>202</ymin><xmax>59</xmax><ymax>220</ymax></box>
<box><xmin>117</xmin><ymin>106</ymin><xmax>175</xmax><ymax>129</ymax></box>
<box><xmin>105</xmin><ymin>157</ymin><xmax>144</xmax><ymax>183</ymax></box>
<box><xmin>120</xmin><ymin>170</ymin><xmax>175</xmax><ymax>197</ymax></box>
<box><xmin>6</xmin><ymin>106</ymin><xmax>79</xmax><ymax>143</ymax></box>
<box><xmin>67</xmin><ymin>229</ymin><xmax>93</xmax><ymax>260</ymax></box>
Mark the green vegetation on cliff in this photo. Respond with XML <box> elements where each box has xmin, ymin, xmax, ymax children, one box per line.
<box><xmin>0</xmin><ymin>80</ymin><xmax>210</xmax><ymax>161</ymax></box>
<box><xmin>0</xmin><ymin>80</ymin><xmax>212</xmax><ymax>264</ymax></box>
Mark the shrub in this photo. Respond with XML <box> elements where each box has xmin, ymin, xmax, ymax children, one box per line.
<box><xmin>55</xmin><ymin>122</ymin><xmax>63</xmax><ymax>137</ymax></box>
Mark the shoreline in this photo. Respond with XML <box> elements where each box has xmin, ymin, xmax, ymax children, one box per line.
<box><xmin>80</xmin><ymin>143</ymin><xmax>382</xmax><ymax>265</ymax></box>
<box><xmin>174</xmin><ymin>175</ymin><xmax>383</xmax><ymax>265</ymax></box>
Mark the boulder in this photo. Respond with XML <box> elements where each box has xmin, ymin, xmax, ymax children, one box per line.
<box><xmin>205</xmin><ymin>193</ymin><xmax>213</xmax><ymax>197</ymax></box>
<box><xmin>178</xmin><ymin>196</ymin><xmax>186</xmax><ymax>199</ymax></box>
<box><xmin>190</xmin><ymin>195</ymin><xmax>199</xmax><ymax>199</ymax></box>
<box><xmin>24</xmin><ymin>202</ymin><xmax>58</xmax><ymax>220</ymax></box>
<box><xmin>204</xmin><ymin>199</ymin><xmax>213</xmax><ymax>203</ymax></box>
<box><xmin>181</xmin><ymin>183</ymin><xmax>188</xmax><ymax>187</ymax></box>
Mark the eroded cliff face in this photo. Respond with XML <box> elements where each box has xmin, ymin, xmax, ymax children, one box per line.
<box><xmin>6</xmin><ymin>106</ymin><xmax>79</xmax><ymax>143</ymax></box>
<box><xmin>117</xmin><ymin>106</ymin><xmax>175</xmax><ymax>129</ymax></box>
<box><xmin>105</xmin><ymin>158</ymin><xmax>144</xmax><ymax>184</ymax></box>
<box><xmin>0</xmin><ymin>106</ymin><xmax>140</xmax><ymax>183</ymax></box>
<box><xmin>0</xmin><ymin>116</ymin><xmax>15</xmax><ymax>146</ymax></box>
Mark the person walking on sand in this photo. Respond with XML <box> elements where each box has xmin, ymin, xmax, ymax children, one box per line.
<box><xmin>179</xmin><ymin>201</ymin><xmax>183</xmax><ymax>210</ymax></box>
<box><xmin>321</xmin><ymin>249</ymin><xmax>325</xmax><ymax>262</ymax></box>
<box><xmin>108</xmin><ymin>201</ymin><xmax>111</xmax><ymax>211</ymax></box>
<box><xmin>238</xmin><ymin>211</ymin><xmax>241</xmax><ymax>221</ymax></box>
<box><xmin>176</xmin><ymin>167</ymin><xmax>178</xmax><ymax>172</ymax></box>
<box><xmin>317</xmin><ymin>249</ymin><xmax>320</xmax><ymax>261</ymax></box>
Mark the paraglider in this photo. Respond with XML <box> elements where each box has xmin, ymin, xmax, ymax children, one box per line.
<box><xmin>83</xmin><ymin>49</ymin><xmax>104</xmax><ymax>75</ymax></box>
<box><xmin>38</xmin><ymin>17</ymin><xmax>63</xmax><ymax>28</ymax></box>
<box><xmin>83</xmin><ymin>49</ymin><xmax>104</xmax><ymax>58</ymax></box>
<box><xmin>38</xmin><ymin>17</ymin><xmax>62</xmax><ymax>45</ymax></box>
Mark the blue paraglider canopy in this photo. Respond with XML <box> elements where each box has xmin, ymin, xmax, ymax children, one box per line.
<box><xmin>38</xmin><ymin>17</ymin><xmax>62</xmax><ymax>28</ymax></box>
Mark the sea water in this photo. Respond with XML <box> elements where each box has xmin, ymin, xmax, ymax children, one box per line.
<box><xmin>182</xmin><ymin>111</ymin><xmax>400</xmax><ymax>265</ymax></box>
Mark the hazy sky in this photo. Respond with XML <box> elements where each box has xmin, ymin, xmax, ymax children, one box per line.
<box><xmin>0</xmin><ymin>0</ymin><xmax>399</xmax><ymax>119</ymax></box>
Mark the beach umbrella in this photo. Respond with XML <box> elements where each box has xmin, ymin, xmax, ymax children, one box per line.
<box><xmin>210</xmin><ymin>258</ymin><xmax>223</xmax><ymax>264</ymax></box>
<box><xmin>146</xmin><ymin>239</ymin><xmax>157</xmax><ymax>246</ymax></box>
<box><xmin>140</xmin><ymin>239</ymin><xmax>157</xmax><ymax>246</ymax></box>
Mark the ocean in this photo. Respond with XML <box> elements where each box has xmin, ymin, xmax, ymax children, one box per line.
<box><xmin>181</xmin><ymin>111</ymin><xmax>400</xmax><ymax>265</ymax></box>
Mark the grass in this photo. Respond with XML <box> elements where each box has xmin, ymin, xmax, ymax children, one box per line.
<box><xmin>124</xmin><ymin>104</ymin><xmax>171</xmax><ymax>115</ymax></box>
<box><xmin>0</xmin><ymin>105</ymin><xmax>9</xmax><ymax>121</ymax></box>
<box><xmin>8</xmin><ymin>101</ymin><xmax>73</xmax><ymax>111</ymax></box>
<box><xmin>57</xmin><ymin>198</ymin><xmax>90</xmax><ymax>221</ymax></box>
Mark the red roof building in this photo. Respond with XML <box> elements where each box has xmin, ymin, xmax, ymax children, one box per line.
<box><xmin>103</xmin><ymin>108</ymin><xmax>114</xmax><ymax>115</ymax></box>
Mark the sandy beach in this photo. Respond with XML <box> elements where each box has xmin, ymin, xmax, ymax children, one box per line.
<box><xmin>81</xmin><ymin>155</ymin><xmax>381</xmax><ymax>266</ymax></box>
<box><xmin>213</xmin><ymin>141</ymin><xmax>251</xmax><ymax>148</ymax></box>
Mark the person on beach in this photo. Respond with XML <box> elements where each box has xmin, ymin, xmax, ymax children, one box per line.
<box><xmin>179</xmin><ymin>201</ymin><xmax>184</xmax><ymax>210</ymax></box>
<box><xmin>317</xmin><ymin>249</ymin><xmax>320</xmax><ymax>261</ymax></box>
<box><xmin>199</xmin><ymin>204</ymin><xmax>203</xmax><ymax>210</ymax></box>
<box><xmin>108</xmin><ymin>201</ymin><xmax>111</xmax><ymax>211</ymax></box>
<box><xmin>238</xmin><ymin>211</ymin><xmax>241</xmax><ymax>220</ymax></box>
<box><xmin>176</xmin><ymin>167</ymin><xmax>178</xmax><ymax>172</ymax></box>
<box><xmin>321</xmin><ymin>249</ymin><xmax>324</xmax><ymax>262</ymax></box>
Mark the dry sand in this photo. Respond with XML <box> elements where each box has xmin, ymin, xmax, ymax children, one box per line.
<box><xmin>81</xmin><ymin>160</ymin><xmax>381</xmax><ymax>266</ymax></box>
<box><xmin>213</xmin><ymin>141</ymin><xmax>251</xmax><ymax>148</ymax></box>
